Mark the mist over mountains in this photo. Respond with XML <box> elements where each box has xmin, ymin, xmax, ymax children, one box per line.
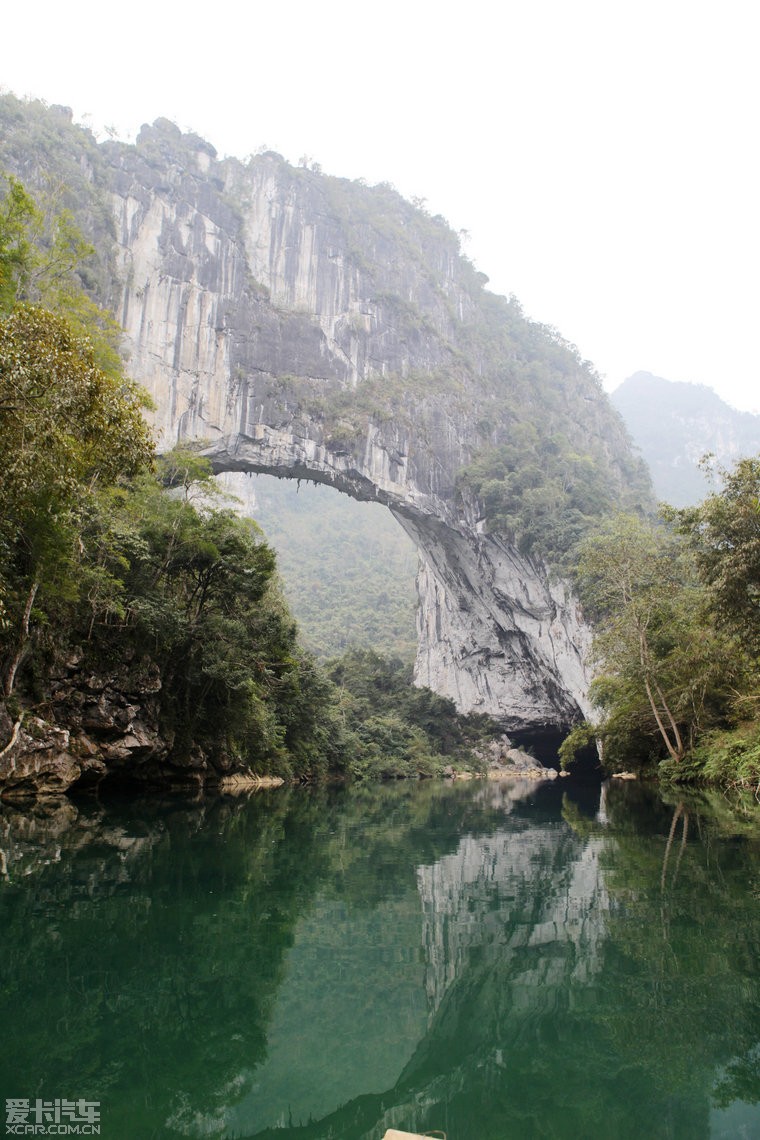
<box><xmin>611</xmin><ymin>371</ymin><xmax>760</xmax><ymax>507</ymax></box>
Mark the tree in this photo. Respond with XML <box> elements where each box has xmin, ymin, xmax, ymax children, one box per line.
<box><xmin>0</xmin><ymin>172</ymin><xmax>123</xmax><ymax>373</ymax></box>
<box><xmin>71</xmin><ymin>453</ymin><xmax>354</xmax><ymax>776</ymax></box>
<box><xmin>674</xmin><ymin>456</ymin><xmax>760</xmax><ymax>654</ymax></box>
<box><xmin>326</xmin><ymin>648</ymin><xmax>493</xmax><ymax>778</ymax></box>
<box><xmin>0</xmin><ymin>305</ymin><xmax>152</xmax><ymax>694</ymax></box>
<box><xmin>458</xmin><ymin>425</ymin><xmax>617</xmax><ymax>564</ymax></box>
<box><xmin>0</xmin><ymin>175</ymin><xmax>37</xmax><ymax>313</ymax></box>
<box><xmin>571</xmin><ymin>514</ymin><xmax>737</xmax><ymax>768</ymax></box>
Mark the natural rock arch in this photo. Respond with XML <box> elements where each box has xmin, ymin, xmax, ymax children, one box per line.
<box><xmin>199</xmin><ymin>424</ymin><xmax>592</xmax><ymax>732</ymax></box>
<box><xmin>102</xmin><ymin>121</ymin><xmax>637</xmax><ymax>730</ymax></box>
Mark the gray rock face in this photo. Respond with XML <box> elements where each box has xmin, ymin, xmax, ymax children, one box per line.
<box><xmin>100</xmin><ymin>122</ymin><xmax>603</xmax><ymax>730</ymax></box>
<box><xmin>0</xmin><ymin>102</ymin><xmax>655</xmax><ymax>733</ymax></box>
<box><xmin>0</xmin><ymin>653</ymin><xmax>255</xmax><ymax>798</ymax></box>
<box><xmin>417</xmin><ymin>790</ymin><xmax>609</xmax><ymax>1016</ymax></box>
<box><xmin>48</xmin><ymin>660</ymin><xmax>169</xmax><ymax>775</ymax></box>
<box><xmin>0</xmin><ymin>108</ymin><xmax>640</xmax><ymax>754</ymax></box>
<box><xmin>0</xmin><ymin>714</ymin><xmax>84</xmax><ymax>799</ymax></box>
<box><xmin>0</xmin><ymin>661</ymin><xmax>170</xmax><ymax>798</ymax></box>
<box><xmin>404</xmin><ymin>516</ymin><xmax>592</xmax><ymax>728</ymax></box>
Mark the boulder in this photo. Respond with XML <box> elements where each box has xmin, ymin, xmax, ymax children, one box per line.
<box><xmin>0</xmin><ymin>716</ymin><xmax>82</xmax><ymax>798</ymax></box>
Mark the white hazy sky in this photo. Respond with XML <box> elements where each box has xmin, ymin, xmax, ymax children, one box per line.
<box><xmin>2</xmin><ymin>0</ymin><xmax>758</xmax><ymax>411</ymax></box>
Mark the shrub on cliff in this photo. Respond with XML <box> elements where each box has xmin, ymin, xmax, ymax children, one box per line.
<box><xmin>327</xmin><ymin>649</ymin><xmax>495</xmax><ymax>778</ymax></box>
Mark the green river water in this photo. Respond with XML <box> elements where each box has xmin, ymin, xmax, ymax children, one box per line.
<box><xmin>1</xmin><ymin>778</ymin><xmax>759</xmax><ymax>1139</ymax></box>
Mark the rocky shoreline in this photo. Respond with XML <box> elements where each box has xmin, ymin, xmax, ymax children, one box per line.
<box><xmin>0</xmin><ymin>656</ymin><xmax>274</xmax><ymax>801</ymax></box>
<box><xmin>474</xmin><ymin>733</ymin><xmax>565</xmax><ymax>781</ymax></box>
<box><xmin>1</xmin><ymin>663</ymin><xmax>567</xmax><ymax>801</ymax></box>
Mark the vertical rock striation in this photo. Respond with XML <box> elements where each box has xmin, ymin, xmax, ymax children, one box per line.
<box><xmin>98</xmin><ymin>121</ymin><xmax>609</xmax><ymax>729</ymax></box>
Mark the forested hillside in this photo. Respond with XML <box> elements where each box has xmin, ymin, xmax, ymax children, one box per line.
<box><xmin>222</xmin><ymin>473</ymin><xmax>419</xmax><ymax>660</ymax></box>
<box><xmin>0</xmin><ymin>91</ymin><xmax>657</xmax><ymax>736</ymax></box>
<box><xmin>0</xmin><ymin>161</ymin><xmax>497</xmax><ymax>794</ymax></box>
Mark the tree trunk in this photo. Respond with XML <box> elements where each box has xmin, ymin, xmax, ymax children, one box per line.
<box><xmin>0</xmin><ymin>715</ymin><xmax>23</xmax><ymax>766</ymax></box>
<box><xmin>4</xmin><ymin>579</ymin><xmax>38</xmax><ymax>697</ymax></box>
<box><xmin>638</xmin><ymin>624</ymin><xmax>683</xmax><ymax>761</ymax></box>
<box><xmin>643</xmin><ymin>674</ymin><xmax>683</xmax><ymax>762</ymax></box>
<box><xmin>654</xmin><ymin>677</ymin><xmax>684</xmax><ymax>758</ymax></box>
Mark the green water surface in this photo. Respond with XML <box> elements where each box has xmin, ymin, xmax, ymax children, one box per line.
<box><xmin>1</xmin><ymin>778</ymin><xmax>759</xmax><ymax>1139</ymax></box>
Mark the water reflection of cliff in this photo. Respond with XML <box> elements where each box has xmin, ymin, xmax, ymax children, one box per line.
<box><xmin>418</xmin><ymin>795</ymin><xmax>609</xmax><ymax>1018</ymax></box>
<box><xmin>375</xmin><ymin>785</ymin><xmax>614</xmax><ymax>1140</ymax></box>
<box><xmin>234</xmin><ymin>784</ymin><xmax>760</xmax><ymax>1140</ymax></box>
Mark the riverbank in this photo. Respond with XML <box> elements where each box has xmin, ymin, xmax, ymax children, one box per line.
<box><xmin>0</xmin><ymin>691</ymin><xmax>570</xmax><ymax>802</ymax></box>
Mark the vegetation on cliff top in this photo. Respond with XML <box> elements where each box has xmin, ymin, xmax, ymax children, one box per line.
<box><xmin>6</xmin><ymin>98</ymin><xmax>755</xmax><ymax>791</ymax></box>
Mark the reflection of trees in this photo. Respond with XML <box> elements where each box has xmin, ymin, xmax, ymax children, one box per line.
<box><xmin>596</xmin><ymin>786</ymin><xmax>760</xmax><ymax>1108</ymax></box>
<box><xmin>0</xmin><ymin>791</ymin><xmax>333</xmax><ymax>1136</ymax></box>
<box><xmin>660</xmin><ymin>800</ymin><xmax>689</xmax><ymax>890</ymax></box>
<box><xmin>0</xmin><ymin>782</ymin><xmax>511</xmax><ymax>1137</ymax></box>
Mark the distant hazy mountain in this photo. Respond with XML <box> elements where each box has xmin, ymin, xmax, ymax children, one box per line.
<box><xmin>611</xmin><ymin>371</ymin><xmax>760</xmax><ymax>507</ymax></box>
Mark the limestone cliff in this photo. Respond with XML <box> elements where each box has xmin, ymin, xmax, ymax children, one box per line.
<box><xmin>0</xmin><ymin>103</ymin><xmax>651</xmax><ymax>731</ymax></box>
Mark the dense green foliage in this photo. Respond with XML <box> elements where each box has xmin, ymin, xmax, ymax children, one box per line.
<box><xmin>72</xmin><ymin>454</ymin><xmax>352</xmax><ymax>776</ymax></box>
<box><xmin>448</xmin><ymin>303</ymin><xmax>654</xmax><ymax>565</ymax></box>
<box><xmin>0</xmin><ymin>94</ymin><xmax>121</xmax><ymax>306</ymax></box>
<box><xmin>327</xmin><ymin>649</ymin><xmax>496</xmax><ymax>779</ymax></box>
<box><xmin>563</xmin><ymin>463</ymin><xmax>760</xmax><ymax>784</ymax></box>
<box><xmin>458</xmin><ymin>420</ymin><xmax>619</xmax><ymax>563</ymax></box>
<box><xmin>0</xmin><ymin>173</ymin><xmax>151</xmax><ymax>687</ymax></box>
<box><xmin>0</xmin><ymin>172</ymin><xmax>123</xmax><ymax>378</ymax></box>
<box><xmin>0</xmin><ymin>303</ymin><xmax>153</xmax><ymax>695</ymax></box>
<box><xmin>676</xmin><ymin>457</ymin><xmax>760</xmax><ymax>652</ymax></box>
<box><xmin>0</xmin><ymin>173</ymin><xmax>320</xmax><ymax>773</ymax></box>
